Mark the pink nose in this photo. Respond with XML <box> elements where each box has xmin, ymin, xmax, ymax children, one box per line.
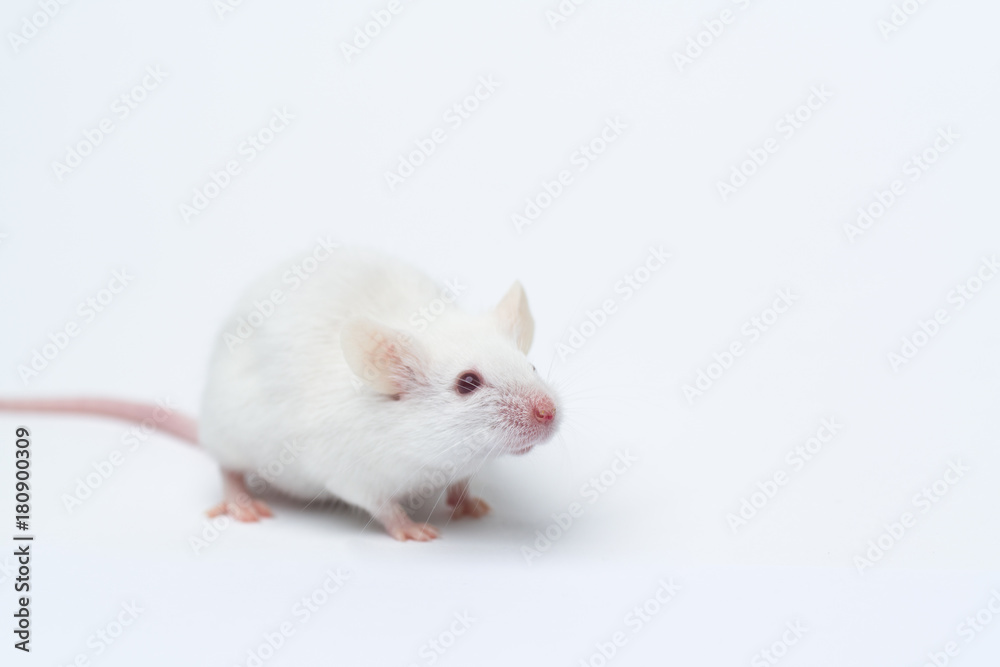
<box><xmin>532</xmin><ymin>397</ymin><xmax>556</xmax><ymax>424</ymax></box>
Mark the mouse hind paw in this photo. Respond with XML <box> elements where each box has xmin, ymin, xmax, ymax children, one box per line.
<box><xmin>205</xmin><ymin>469</ymin><xmax>273</xmax><ymax>523</ymax></box>
<box><xmin>206</xmin><ymin>498</ymin><xmax>273</xmax><ymax>522</ymax></box>
<box><xmin>372</xmin><ymin>501</ymin><xmax>439</xmax><ymax>541</ymax></box>
<box><xmin>387</xmin><ymin>520</ymin><xmax>439</xmax><ymax>542</ymax></box>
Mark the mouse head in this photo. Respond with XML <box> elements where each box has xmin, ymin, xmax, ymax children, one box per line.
<box><xmin>341</xmin><ymin>281</ymin><xmax>560</xmax><ymax>459</ymax></box>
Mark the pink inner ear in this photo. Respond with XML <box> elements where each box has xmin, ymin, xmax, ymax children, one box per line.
<box><xmin>372</xmin><ymin>336</ymin><xmax>424</xmax><ymax>395</ymax></box>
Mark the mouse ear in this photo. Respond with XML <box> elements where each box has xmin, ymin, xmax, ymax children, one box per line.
<box><xmin>493</xmin><ymin>281</ymin><xmax>534</xmax><ymax>354</ymax></box>
<box><xmin>340</xmin><ymin>317</ymin><xmax>427</xmax><ymax>395</ymax></box>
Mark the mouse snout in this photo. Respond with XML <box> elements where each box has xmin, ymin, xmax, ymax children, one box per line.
<box><xmin>504</xmin><ymin>391</ymin><xmax>560</xmax><ymax>455</ymax></box>
<box><xmin>532</xmin><ymin>396</ymin><xmax>556</xmax><ymax>424</ymax></box>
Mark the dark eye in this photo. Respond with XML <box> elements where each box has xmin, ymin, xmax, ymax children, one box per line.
<box><xmin>455</xmin><ymin>371</ymin><xmax>482</xmax><ymax>395</ymax></box>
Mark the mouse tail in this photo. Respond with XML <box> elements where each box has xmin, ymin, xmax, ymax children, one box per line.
<box><xmin>0</xmin><ymin>397</ymin><xmax>198</xmax><ymax>445</ymax></box>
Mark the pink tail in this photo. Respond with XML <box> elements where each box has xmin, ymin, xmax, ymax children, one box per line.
<box><xmin>0</xmin><ymin>398</ymin><xmax>198</xmax><ymax>445</ymax></box>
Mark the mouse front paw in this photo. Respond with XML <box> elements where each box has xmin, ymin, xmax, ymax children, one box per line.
<box><xmin>446</xmin><ymin>484</ymin><xmax>491</xmax><ymax>519</ymax></box>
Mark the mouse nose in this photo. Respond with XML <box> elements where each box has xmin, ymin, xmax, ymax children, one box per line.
<box><xmin>532</xmin><ymin>397</ymin><xmax>556</xmax><ymax>424</ymax></box>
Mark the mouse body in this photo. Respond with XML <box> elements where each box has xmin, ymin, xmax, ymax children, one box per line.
<box><xmin>198</xmin><ymin>246</ymin><xmax>560</xmax><ymax>540</ymax></box>
<box><xmin>0</xmin><ymin>246</ymin><xmax>560</xmax><ymax>541</ymax></box>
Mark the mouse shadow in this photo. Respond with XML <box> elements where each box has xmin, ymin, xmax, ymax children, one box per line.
<box><xmin>253</xmin><ymin>487</ymin><xmax>381</xmax><ymax>535</ymax></box>
<box><xmin>252</xmin><ymin>485</ymin><xmax>551</xmax><ymax>545</ymax></box>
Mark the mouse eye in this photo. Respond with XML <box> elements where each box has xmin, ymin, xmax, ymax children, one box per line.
<box><xmin>531</xmin><ymin>364</ymin><xmax>537</xmax><ymax>373</ymax></box>
<box><xmin>455</xmin><ymin>371</ymin><xmax>482</xmax><ymax>395</ymax></box>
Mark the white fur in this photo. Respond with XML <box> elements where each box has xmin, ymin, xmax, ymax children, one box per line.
<box><xmin>198</xmin><ymin>247</ymin><xmax>559</xmax><ymax>522</ymax></box>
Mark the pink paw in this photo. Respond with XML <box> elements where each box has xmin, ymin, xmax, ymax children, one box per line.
<box><xmin>388</xmin><ymin>520</ymin><xmax>440</xmax><ymax>542</ymax></box>
<box><xmin>448</xmin><ymin>495</ymin><xmax>491</xmax><ymax>519</ymax></box>
<box><xmin>206</xmin><ymin>498</ymin><xmax>273</xmax><ymax>523</ymax></box>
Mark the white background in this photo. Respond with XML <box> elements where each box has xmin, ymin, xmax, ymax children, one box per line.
<box><xmin>1</xmin><ymin>0</ymin><xmax>999</xmax><ymax>665</ymax></box>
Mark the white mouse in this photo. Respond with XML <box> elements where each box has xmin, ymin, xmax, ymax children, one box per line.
<box><xmin>0</xmin><ymin>246</ymin><xmax>561</xmax><ymax>541</ymax></box>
